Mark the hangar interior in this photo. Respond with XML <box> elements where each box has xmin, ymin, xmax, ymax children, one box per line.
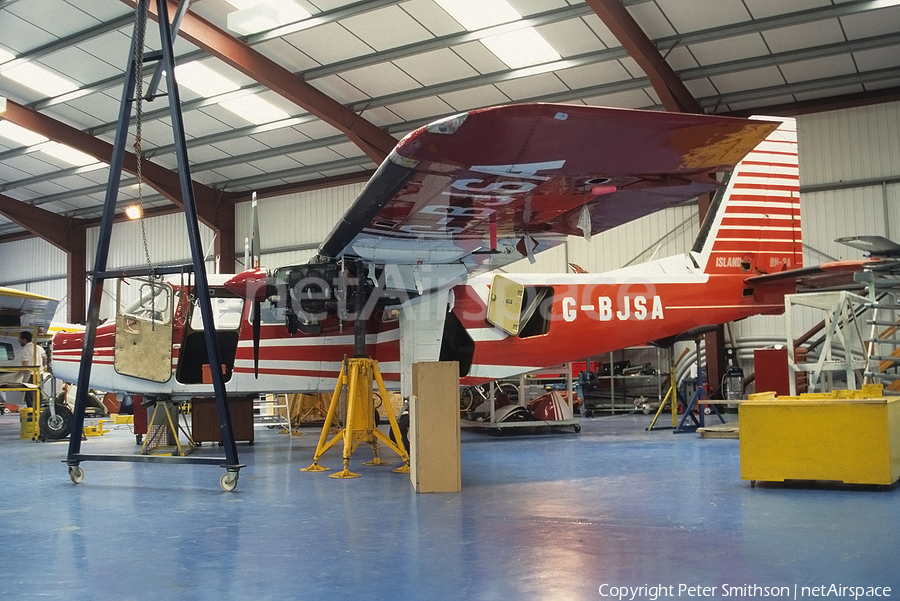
<box><xmin>1</xmin><ymin>1</ymin><xmax>900</xmax><ymax>599</ymax></box>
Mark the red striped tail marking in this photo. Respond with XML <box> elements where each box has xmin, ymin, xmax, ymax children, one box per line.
<box><xmin>697</xmin><ymin>117</ymin><xmax>802</xmax><ymax>275</ymax></box>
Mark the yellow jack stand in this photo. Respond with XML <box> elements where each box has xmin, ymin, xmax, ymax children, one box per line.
<box><xmin>302</xmin><ymin>357</ymin><xmax>410</xmax><ymax>478</ymax></box>
<box><xmin>141</xmin><ymin>401</ymin><xmax>194</xmax><ymax>457</ymax></box>
<box><xmin>647</xmin><ymin>364</ymin><xmax>679</xmax><ymax>431</ymax></box>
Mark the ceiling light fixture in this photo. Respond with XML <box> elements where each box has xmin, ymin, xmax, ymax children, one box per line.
<box><xmin>226</xmin><ymin>0</ymin><xmax>311</xmax><ymax>36</ymax></box>
<box><xmin>40</xmin><ymin>143</ymin><xmax>97</xmax><ymax>167</ymax></box>
<box><xmin>219</xmin><ymin>94</ymin><xmax>290</xmax><ymax>125</ymax></box>
<box><xmin>434</xmin><ymin>0</ymin><xmax>520</xmax><ymax>30</ymax></box>
<box><xmin>482</xmin><ymin>27</ymin><xmax>562</xmax><ymax>69</ymax></box>
<box><xmin>125</xmin><ymin>205</ymin><xmax>142</xmax><ymax>220</ymax></box>
<box><xmin>435</xmin><ymin>0</ymin><xmax>560</xmax><ymax>69</ymax></box>
<box><xmin>0</xmin><ymin>120</ymin><xmax>49</xmax><ymax>147</ymax></box>
<box><xmin>1</xmin><ymin>61</ymin><xmax>78</xmax><ymax>97</ymax></box>
<box><xmin>174</xmin><ymin>61</ymin><xmax>240</xmax><ymax>97</ymax></box>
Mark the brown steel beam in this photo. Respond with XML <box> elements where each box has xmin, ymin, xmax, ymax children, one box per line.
<box><xmin>585</xmin><ymin>0</ymin><xmax>701</xmax><ymax>114</ymax></box>
<box><xmin>0</xmin><ymin>193</ymin><xmax>88</xmax><ymax>321</ymax></box>
<box><xmin>66</xmin><ymin>227</ymin><xmax>87</xmax><ymax>323</ymax></box>
<box><xmin>0</xmin><ymin>192</ymin><xmax>83</xmax><ymax>251</ymax></box>
<box><xmin>122</xmin><ymin>0</ymin><xmax>397</xmax><ymax>163</ymax></box>
<box><xmin>726</xmin><ymin>85</ymin><xmax>900</xmax><ymax>118</ymax></box>
<box><xmin>1</xmin><ymin>99</ymin><xmax>231</xmax><ymax>230</ymax></box>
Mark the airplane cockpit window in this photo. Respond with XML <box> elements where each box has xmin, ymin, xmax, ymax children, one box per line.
<box><xmin>0</xmin><ymin>341</ymin><xmax>14</xmax><ymax>362</ymax></box>
<box><xmin>190</xmin><ymin>297</ymin><xmax>245</xmax><ymax>331</ymax></box>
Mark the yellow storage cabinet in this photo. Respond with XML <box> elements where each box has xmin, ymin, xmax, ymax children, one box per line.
<box><xmin>739</xmin><ymin>394</ymin><xmax>900</xmax><ymax>486</ymax></box>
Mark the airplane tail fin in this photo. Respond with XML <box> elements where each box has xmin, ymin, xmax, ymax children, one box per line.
<box><xmin>692</xmin><ymin>117</ymin><xmax>802</xmax><ymax>275</ymax></box>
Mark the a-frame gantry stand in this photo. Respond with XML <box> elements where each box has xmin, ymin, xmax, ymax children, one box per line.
<box><xmin>65</xmin><ymin>0</ymin><xmax>243</xmax><ymax>491</ymax></box>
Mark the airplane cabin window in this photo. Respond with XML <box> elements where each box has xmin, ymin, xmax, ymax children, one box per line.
<box><xmin>190</xmin><ymin>297</ymin><xmax>246</xmax><ymax>331</ymax></box>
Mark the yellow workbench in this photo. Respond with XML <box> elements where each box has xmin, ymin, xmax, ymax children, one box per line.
<box><xmin>739</xmin><ymin>386</ymin><xmax>900</xmax><ymax>486</ymax></box>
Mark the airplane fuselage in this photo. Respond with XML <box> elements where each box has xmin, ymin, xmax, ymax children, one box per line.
<box><xmin>50</xmin><ymin>255</ymin><xmax>790</xmax><ymax>400</ymax></box>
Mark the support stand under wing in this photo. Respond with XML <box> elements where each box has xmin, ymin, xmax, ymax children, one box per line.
<box><xmin>65</xmin><ymin>0</ymin><xmax>243</xmax><ymax>492</ymax></box>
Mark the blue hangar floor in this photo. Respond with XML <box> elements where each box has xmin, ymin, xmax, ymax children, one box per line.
<box><xmin>0</xmin><ymin>411</ymin><xmax>898</xmax><ymax>601</ymax></box>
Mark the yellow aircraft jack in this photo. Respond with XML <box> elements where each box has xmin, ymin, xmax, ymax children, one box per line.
<box><xmin>646</xmin><ymin>363</ymin><xmax>679</xmax><ymax>431</ymax></box>
<box><xmin>83</xmin><ymin>419</ymin><xmax>109</xmax><ymax>437</ymax></box>
<box><xmin>302</xmin><ymin>357</ymin><xmax>409</xmax><ymax>478</ymax></box>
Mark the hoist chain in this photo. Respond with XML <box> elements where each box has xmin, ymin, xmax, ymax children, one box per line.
<box><xmin>132</xmin><ymin>1</ymin><xmax>156</xmax><ymax>281</ymax></box>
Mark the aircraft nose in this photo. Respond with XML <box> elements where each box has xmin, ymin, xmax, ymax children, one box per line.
<box><xmin>224</xmin><ymin>268</ymin><xmax>271</xmax><ymax>301</ymax></box>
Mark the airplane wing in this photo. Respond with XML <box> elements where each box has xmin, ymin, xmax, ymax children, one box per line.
<box><xmin>319</xmin><ymin>103</ymin><xmax>779</xmax><ymax>273</ymax></box>
<box><xmin>0</xmin><ymin>287</ymin><xmax>59</xmax><ymax>333</ymax></box>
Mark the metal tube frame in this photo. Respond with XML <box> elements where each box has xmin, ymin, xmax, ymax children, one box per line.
<box><xmin>65</xmin><ymin>0</ymin><xmax>243</xmax><ymax>487</ymax></box>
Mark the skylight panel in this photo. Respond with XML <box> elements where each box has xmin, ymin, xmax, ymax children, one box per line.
<box><xmin>226</xmin><ymin>0</ymin><xmax>311</xmax><ymax>35</ymax></box>
<box><xmin>174</xmin><ymin>61</ymin><xmax>241</xmax><ymax>97</ymax></box>
<box><xmin>482</xmin><ymin>27</ymin><xmax>562</xmax><ymax>69</ymax></box>
<box><xmin>435</xmin><ymin>0</ymin><xmax>560</xmax><ymax>69</ymax></box>
<box><xmin>219</xmin><ymin>94</ymin><xmax>290</xmax><ymax>125</ymax></box>
<box><xmin>435</xmin><ymin>0</ymin><xmax>520</xmax><ymax>30</ymax></box>
<box><xmin>41</xmin><ymin>143</ymin><xmax>98</xmax><ymax>167</ymax></box>
<box><xmin>0</xmin><ymin>121</ymin><xmax>49</xmax><ymax>147</ymax></box>
<box><xmin>1</xmin><ymin>61</ymin><xmax>78</xmax><ymax>97</ymax></box>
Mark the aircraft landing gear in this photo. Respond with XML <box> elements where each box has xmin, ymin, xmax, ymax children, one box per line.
<box><xmin>40</xmin><ymin>403</ymin><xmax>74</xmax><ymax>440</ymax></box>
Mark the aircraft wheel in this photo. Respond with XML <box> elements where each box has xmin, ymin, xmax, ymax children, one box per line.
<box><xmin>40</xmin><ymin>403</ymin><xmax>74</xmax><ymax>440</ymax></box>
<box><xmin>220</xmin><ymin>471</ymin><xmax>239</xmax><ymax>492</ymax></box>
<box><xmin>68</xmin><ymin>465</ymin><xmax>85</xmax><ymax>484</ymax></box>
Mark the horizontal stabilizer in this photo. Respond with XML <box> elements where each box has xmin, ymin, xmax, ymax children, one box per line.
<box><xmin>836</xmin><ymin>235</ymin><xmax>900</xmax><ymax>258</ymax></box>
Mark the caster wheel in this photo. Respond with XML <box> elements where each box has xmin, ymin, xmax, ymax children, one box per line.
<box><xmin>573</xmin><ymin>424</ymin><xmax>581</xmax><ymax>433</ymax></box>
<box><xmin>220</xmin><ymin>471</ymin><xmax>239</xmax><ymax>492</ymax></box>
<box><xmin>750</xmin><ymin>480</ymin><xmax>756</xmax><ymax>488</ymax></box>
<box><xmin>68</xmin><ymin>465</ymin><xmax>85</xmax><ymax>484</ymax></box>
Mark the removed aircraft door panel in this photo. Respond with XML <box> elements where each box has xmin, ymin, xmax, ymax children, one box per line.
<box><xmin>114</xmin><ymin>278</ymin><xmax>174</xmax><ymax>383</ymax></box>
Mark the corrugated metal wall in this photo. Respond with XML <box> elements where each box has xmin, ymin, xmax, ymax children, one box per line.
<box><xmin>84</xmin><ymin>213</ymin><xmax>213</xmax><ymax>270</ymax></box>
<box><xmin>800</xmin><ymin>103</ymin><xmax>900</xmax><ymax>185</ymax></box>
<box><xmin>1</xmin><ymin>102</ymin><xmax>898</xmax><ymax>337</ymax></box>
<box><xmin>234</xmin><ymin>183</ymin><xmax>363</xmax><ymax>269</ymax></box>
<box><xmin>0</xmin><ymin>237</ymin><xmax>66</xmax><ymax>285</ymax></box>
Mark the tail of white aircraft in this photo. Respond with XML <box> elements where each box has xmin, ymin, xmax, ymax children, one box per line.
<box><xmin>692</xmin><ymin>116</ymin><xmax>802</xmax><ymax>276</ymax></box>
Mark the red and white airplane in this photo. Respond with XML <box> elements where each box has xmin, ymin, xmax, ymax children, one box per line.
<box><xmin>51</xmin><ymin>103</ymin><xmax>803</xmax><ymax>405</ymax></box>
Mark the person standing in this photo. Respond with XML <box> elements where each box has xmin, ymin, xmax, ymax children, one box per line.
<box><xmin>16</xmin><ymin>331</ymin><xmax>46</xmax><ymax>409</ymax></box>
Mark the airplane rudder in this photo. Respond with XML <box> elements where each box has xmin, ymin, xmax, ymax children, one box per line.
<box><xmin>700</xmin><ymin>116</ymin><xmax>802</xmax><ymax>275</ymax></box>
